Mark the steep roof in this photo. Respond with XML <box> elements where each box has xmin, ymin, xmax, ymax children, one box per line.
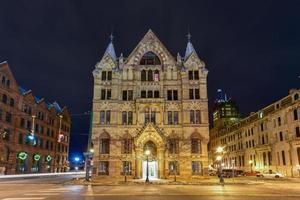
<box><xmin>184</xmin><ymin>33</ymin><xmax>197</xmax><ymax>60</ymax></box>
<box><xmin>103</xmin><ymin>34</ymin><xmax>117</xmax><ymax>61</ymax></box>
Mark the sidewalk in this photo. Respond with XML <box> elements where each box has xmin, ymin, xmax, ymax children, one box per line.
<box><xmin>0</xmin><ymin>171</ymin><xmax>85</xmax><ymax>180</ymax></box>
<box><xmin>67</xmin><ymin>176</ymin><xmax>266</xmax><ymax>186</ymax></box>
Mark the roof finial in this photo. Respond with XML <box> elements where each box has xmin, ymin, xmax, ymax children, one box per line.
<box><xmin>109</xmin><ymin>33</ymin><xmax>114</xmax><ymax>43</ymax></box>
<box><xmin>186</xmin><ymin>32</ymin><xmax>191</xmax><ymax>42</ymax></box>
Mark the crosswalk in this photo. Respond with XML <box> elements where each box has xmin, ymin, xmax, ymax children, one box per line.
<box><xmin>1</xmin><ymin>187</ymin><xmax>78</xmax><ymax>200</ymax></box>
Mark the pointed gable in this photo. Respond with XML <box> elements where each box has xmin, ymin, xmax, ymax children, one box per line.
<box><xmin>0</xmin><ymin>61</ymin><xmax>19</xmax><ymax>92</ymax></box>
<box><xmin>125</xmin><ymin>29</ymin><xmax>176</xmax><ymax>66</ymax></box>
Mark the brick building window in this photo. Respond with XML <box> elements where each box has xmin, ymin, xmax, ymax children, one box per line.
<box><xmin>191</xmin><ymin>132</ymin><xmax>202</xmax><ymax>154</ymax></box>
<box><xmin>101</xmin><ymin>89</ymin><xmax>111</xmax><ymax>100</ymax></box>
<box><xmin>282</xmin><ymin>151</ymin><xmax>286</xmax><ymax>165</ymax></box>
<box><xmin>191</xmin><ymin>161</ymin><xmax>202</xmax><ymax>175</ymax></box>
<box><xmin>167</xmin><ymin>90</ymin><xmax>178</xmax><ymax>101</ymax></box>
<box><xmin>279</xmin><ymin>132</ymin><xmax>284</xmax><ymax>141</ymax></box>
<box><xmin>98</xmin><ymin>161</ymin><xmax>109</xmax><ymax>175</ymax></box>
<box><xmin>18</xmin><ymin>133</ymin><xmax>23</xmax><ymax>144</ymax></box>
<box><xmin>189</xmin><ymin>89</ymin><xmax>200</xmax><ymax>99</ymax></box>
<box><xmin>167</xmin><ymin>111</ymin><xmax>178</xmax><ymax>125</ymax></box>
<box><xmin>100</xmin><ymin>110</ymin><xmax>111</xmax><ymax>124</ymax></box>
<box><xmin>145</xmin><ymin>110</ymin><xmax>156</xmax><ymax>124</ymax></box>
<box><xmin>122</xmin><ymin>134</ymin><xmax>133</xmax><ymax>154</ymax></box>
<box><xmin>2</xmin><ymin>94</ymin><xmax>7</xmax><ymax>104</ymax></box>
<box><xmin>5</xmin><ymin>112</ymin><xmax>12</xmax><ymax>123</ymax></box>
<box><xmin>122</xmin><ymin>161</ymin><xmax>132</xmax><ymax>175</ymax></box>
<box><xmin>294</xmin><ymin>109</ymin><xmax>299</xmax><ymax>121</ymax></box>
<box><xmin>2</xmin><ymin>129</ymin><xmax>10</xmax><ymax>141</ymax></box>
<box><xmin>188</xmin><ymin>70</ymin><xmax>199</xmax><ymax>80</ymax></box>
<box><xmin>190</xmin><ymin>110</ymin><xmax>201</xmax><ymax>124</ymax></box>
<box><xmin>101</xmin><ymin>71</ymin><xmax>112</xmax><ymax>81</ymax></box>
<box><xmin>122</xmin><ymin>111</ymin><xmax>133</xmax><ymax>125</ymax></box>
<box><xmin>296</xmin><ymin>127</ymin><xmax>300</xmax><ymax>138</ymax></box>
<box><xmin>167</xmin><ymin>137</ymin><xmax>179</xmax><ymax>154</ymax></box>
<box><xmin>9</xmin><ymin>98</ymin><xmax>14</xmax><ymax>107</ymax></box>
<box><xmin>122</xmin><ymin>90</ymin><xmax>133</xmax><ymax>101</ymax></box>
<box><xmin>99</xmin><ymin>132</ymin><xmax>110</xmax><ymax>154</ymax></box>
<box><xmin>168</xmin><ymin>161</ymin><xmax>179</xmax><ymax>175</ymax></box>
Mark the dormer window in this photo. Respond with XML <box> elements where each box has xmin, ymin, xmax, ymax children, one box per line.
<box><xmin>140</xmin><ymin>52</ymin><xmax>161</xmax><ymax>65</ymax></box>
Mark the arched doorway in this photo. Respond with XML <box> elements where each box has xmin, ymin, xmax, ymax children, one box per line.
<box><xmin>142</xmin><ymin>141</ymin><xmax>158</xmax><ymax>180</ymax></box>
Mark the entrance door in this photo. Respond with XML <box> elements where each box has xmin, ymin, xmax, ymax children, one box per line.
<box><xmin>142</xmin><ymin>161</ymin><xmax>158</xmax><ymax>180</ymax></box>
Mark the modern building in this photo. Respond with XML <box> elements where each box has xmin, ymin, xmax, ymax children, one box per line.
<box><xmin>0</xmin><ymin>61</ymin><xmax>71</xmax><ymax>175</ymax></box>
<box><xmin>91</xmin><ymin>30</ymin><xmax>209</xmax><ymax>179</ymax></box>
<box><xmin>209</xmin><ymin>89</ymin><xmax>300</xmax><ymax>176</ymax></box>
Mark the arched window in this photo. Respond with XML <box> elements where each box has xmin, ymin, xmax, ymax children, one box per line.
<box><xmin>141</xmin><ymin>70</ymin><xmax>147</xmax><ymax>81</ymax></box>
<box><xmin>99</xmin><ymin>132</ymin><xmax>110</xmax><ymax>154</ymax></box>
<box><xmin>140</xmin><ymin>52</ymin><xmax>161</xmax><ymax>65</ymax></box>
<box><xmin>191</xmin><ymin>132</ymin><xmax>202</xmax><ymax>154</ymax></box>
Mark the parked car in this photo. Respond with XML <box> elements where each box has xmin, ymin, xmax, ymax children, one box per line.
<box><xmin>244</xmin><ymin>171</ymin><xmax>261</xmax><ymax>176</ymax></box>
<box><xmin>221</xmin><ymin>169</ymin><xmax>235</xmax><ymax>178</ymax></box>
<box><xmin>257</xmin><ymin>171</ymin><xmax>284</xmax><ymax>178</ymax></box>
<box><xmin>235</xmin><ymin>170</ymin><xmax>245</xmax><ymax>177</ymax></box>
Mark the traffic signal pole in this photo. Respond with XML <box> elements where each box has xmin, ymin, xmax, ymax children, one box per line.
<box><xmin>85</xmin><ymin>111</ymin><xmax>93</xmax><ymax>181</ymax></box>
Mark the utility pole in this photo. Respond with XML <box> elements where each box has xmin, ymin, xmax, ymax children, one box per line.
<box><xmin>84</xmin><ymin>111</ymin><xmax>94</xmax><ymax>181</ymax></box>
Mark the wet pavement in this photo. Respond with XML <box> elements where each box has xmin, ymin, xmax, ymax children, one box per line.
<box><xmin>0</xmin><ymin>174</ymin><xmax>300</xmax><ymax>200</ymax></box>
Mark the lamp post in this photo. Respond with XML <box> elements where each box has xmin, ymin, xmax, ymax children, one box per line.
<box><xmin>249</xmin><ymin>160</ymin><xmax>253</xmax><ymax>173</ymax></box>
<box><xmin>145</xmin><ymin>149</ymin><xmax>150</xmax><ymax>183</ymax></box>
<box><xmin>216</xmin><ymin>155</ymin><xmax>223</xmax><ymax>174</ymax></box>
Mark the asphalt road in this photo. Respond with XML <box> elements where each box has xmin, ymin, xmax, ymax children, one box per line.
<box><xmin>0</xmin><ymin>174</ymin><xmax>300</xmax><ymax>200</ymax></box>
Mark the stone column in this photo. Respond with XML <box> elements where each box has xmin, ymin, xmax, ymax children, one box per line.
<box><xmin>158</xmin><ymin>148</ymin><xmax>165</xmax><ymax>179</ymax></box>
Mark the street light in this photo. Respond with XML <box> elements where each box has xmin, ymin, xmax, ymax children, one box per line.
<box><xmin>145</xmin><ymin>149</ymin><xmax>151</xmax><ymax>183</ymax></box>
<box><xmin>216</xmin><ymin>155</ymin><xmax>222</xmax><ymax>161</ymax></box>
<box><xmin>216</xmin><ymin>146</ymin><xmax>224</xmax><ymax>153</ymax></box>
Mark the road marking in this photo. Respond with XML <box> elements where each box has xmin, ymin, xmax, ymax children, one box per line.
<box><xmin>2</xmin><ymin>198</ymin><xmax>46</xmax><ymax>200</ymax></box>
<box><xmin>24</xmin><ymin>193</ymin><xmax>59</xmax><ymax>196</ymax></box>
<box><xmin>48</xmin><ymin>188</ymin><xmax>70</xmax><ymax>191</ymax></box>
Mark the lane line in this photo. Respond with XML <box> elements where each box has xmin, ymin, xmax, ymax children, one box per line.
<box><xmin>24</xmin><ymin>193</ymin><xmax>59</xmax><ymax>196</ymax></box>
<box><xmin>2</xmin><ymin>198</ymin><xmax>46</xmax><ymax>200</ymax></box>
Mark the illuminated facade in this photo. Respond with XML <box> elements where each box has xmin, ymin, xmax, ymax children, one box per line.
<box><xmin>91</xmin><ymin>30</ymin><xmax>209</xmax><ymax>179</ymax></box>
<box><xmin>209</xmin><ymin>89</ymin><xmax>300</xmax><ymax>176</ymax></box>
<box><xmin>0</xmin><ymin>61</ymin><xmax>71</xmax><ymax>174</ymax></box>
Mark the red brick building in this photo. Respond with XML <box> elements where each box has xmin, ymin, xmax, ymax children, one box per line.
<box><xmin>0</xmin><ymin>61</ymin><xmax>71</xmax><ymax>174</ymax></box>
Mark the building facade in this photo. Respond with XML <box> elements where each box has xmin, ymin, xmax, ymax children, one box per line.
<box><xmin>0</xmin><ymin>61</ymin><xmax>71</xmax><ymax>175</ymax></box>
<box><xmin>91</xmin><ymin>30</ymin><xmax>209</xmax><ymax>179</ymax></box>
<box><xmin>209</xmin><ymin>89</ymin><xmax>300</xmax><ymax>177</ymax></box>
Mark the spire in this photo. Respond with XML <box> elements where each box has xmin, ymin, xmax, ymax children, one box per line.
<box><xmin>184</xmin><ymin>32</ymin><xmax>196</xmax><ymax>60</ymax></box>
<box><xmin>104</xmin><ymin>33</ymin><xmax>117</xmax><ymax>61</ymax></box>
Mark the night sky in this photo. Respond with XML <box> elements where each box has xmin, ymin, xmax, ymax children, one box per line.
<box><xmin>1</xmin><ymin>0</ymin><xmax>299</xmax><ymax>160</ymax></box>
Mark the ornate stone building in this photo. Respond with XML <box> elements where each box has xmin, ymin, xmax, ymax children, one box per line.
<box><xmin>91</xmin><ymin>30</ymin><xmax>209</xmax><ymax>179</ymax></box>
<box><xmin>0</xmin><ymin>61</ymin><xmax>71</xmax><ymax>174</ymax></box>
<box><xmin>209</xmin><ymin>89</ymin><xmax>300</xmax><ymax>177</ymax></box>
